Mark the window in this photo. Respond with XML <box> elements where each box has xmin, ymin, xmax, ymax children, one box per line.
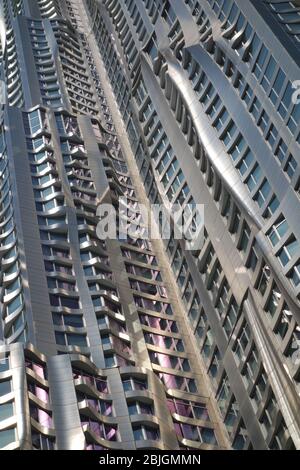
<box><xmin>149</xmin><ymin>351</ymin><xmax>190</xmax><ymax>372</ymax></box>
<box><xmin>232</xmin><ymin>420</ymin><xmax>248</xmax><ymax>450</ymax></box>
<box><xmin>270</xmin><ymin>420</ymin><xmax>295</xmax><ymax>451</ymax></box>
<box><xmin>214</xmin><ymin>109</ymin><xmax>229</xmax><ymax>131</ymax></box>
<box><xmin>219</xmin><ymin>0</ymin><xmax>232</xmax><ymax>21</ymax></box>
<box><xmin>265</xmin><ymin>284</ymin><xmax>281</xmax><ymax>317</ymax></box>
<box><xmin>174</xmin><ymin>422</ymin><xmax>217</xmax><ymax>445</ymax></box>
<box><xmin>269</xmin><ymin>68</ymin><xmax>286</xmax><ymax>105</ymax></box>
<box><xmin>250</xmin><ymin>97</ymin><xmax>261</xmax><ymax>120</ymax></box>
<box><xmin>49</xmin><ymin>294</ymin><xmax>80</xmax><ymax>309</ymax></box>
<box><xmin>285</xmin><ymin>155</ymin><xmax>297</xmax><ymax>179</ymax></box>
<box><xmin>128</xmin><ymin>401</ymin><xmax>153</xmax><ymax>416</ymax></box>
<box><xmin>258</xmin><ymin>111</ymin><xmax>269</xmax><ymax>133</ymax></box>
<box><xmin>55</xmin><ymin>332</ymin><xmax>87</xmax><ymax>348</ymax></box>
<box><xmin>253</xmin><ymin>45</ymin><xmax>268</xmax><ymax>79</ymax></box>
<box><xmin>287</xmin><ymin>102</ymin><xmax>300</xmax><ymax>135</ymax></box>
<box><xmin>216</xmin><ymin>280</ymin><xmax>230</xmax><ymax>317</ymax></box>
<box><xmin>159</xmin><ymin>373</ymin><xmax>197</xmax><ymax>393</ymax></box>
<box><xmin>260</xmin><ymin>393</ymin><xmax>277</xmax><ymax>436</ymax></box>
<box><xmin>122</xmin><ymin>377</ymin><xmax>147</xmax><ymax>392</ymax></box>
<box><xmin>268</xmin><ymin>217</ymin><xmax>289</xmax><ymax>246</ymax></box>
<box><xmin>209</xmin><ymin>348</ymin><xmax>221</xmax><ymax>379</ymax></box>
<box><xmin>144</xmin><ymin>332</ymin><xmax>184</xmax><ymax>352</ymax></box>
<box><xmin>278</xmin><ymin>238</ymin><xmax>299</xmax><ymax>267</ymax></box>
<box><xmin>0</xmin><ymin>354</ymin><xmax>9</xmax><ymax>373</ymax></box>
<box><xmin>261</xmin><ymin>57</ymin><xmax>276</xmax><ymax>91</ymax></box>
<box><xmin>167</xmin><ymin>398</ymin><xmax>209</xmax><ymax>421</ymax></box>
<box><xmin>274</xmin><ymin>304</ymin><xmax>292</xmax><ymax>339</ymax></box>
<box><xmin>233</xmin><ymin>321</ymin><xmax>251</xmax><ymax>360</ymax></box>
<box><xmin>223</xmin><ymin>299</ymin><xmax>238</xmax><ymax>338</ymax></box>
<box><xmin>289</xmin><ymin>262</ymin><xmax>300</xmax><ymax>287</ymax></box>
<box><xmin>231</xmin><ymin>207</ymin><xmax>241</xmax><ymax>234</ymax></box>
<box><xmin>246</xmin><ymin>165</ymin><xmax>262</xmax><ymax>192</ymax></box>
<box><xmin>278</xmin><ymin>81</ymin><xmax>293</xmax><ymax>119</ymax></box>
<box><xmin>224</xmin><ymin>396</ymin><xmax>239</xmax><ymax>429</ymax></box>
<box><xmin>0</xmin><ymin>402</ymin><xmax>13</xmax><ymax>421</ymax></box>
<box><xmin>266</xmin><ymin>124</ymin><xmax>278</xmax><ymax>147</ymax></box>
<box><xmin>216</xmin><ymin>374</ymin><xmax>231</xmax><ymax>415</ymax></box>
<box><xmin>238</xmin><ymin>149</ymin><xmax>254</xmax><ymax>176</ymax></box>
<box><xmin>0</xmin><ymin>381</ymin><xmax>11</xmax><ymax>397</ymax></box>
<box><xmin>239</xmin><ymin>223</ymin><xmax>251</xmax><ymax>252</ymax></box>
<box><xmin>52</xmin><ymin>313</ymin><xmax>84</xmax><ymax>328</ymax></box>
<box><xmin>242</xmin><ymin>345</ymin><xmax>259</xmax><ymax>385</ymax></box>
<box><xmin>242</xmin><ymin>84</ymin><xmax>253</xmax><ymax>105</ymax></box>
<box><xmin>257</xmin><ymin>264</ymin><xmax>271</xmax><ymax>296</ymax></box>
<box><xmin>222</xmin><ymin>121</ymin><xmax>237</xmax><ymax>146</ymax></box>
<box><xmin>133</xmin><ymin>425</ymin><xmax>160</xmax><ymax>441</ymax></box>
<box><xmin>264</xmin><ymin>196</ymin><xmax>279</xmax><ymax>219</ymax></box>
<box><xmin>223</xmin><ymin>3</ymin><xmax>239</xmax><ymax>29</ymax></box>
<box><xmin>230</xmin><ymin>135</ymin><xmax>246</xmax><ymax>161</ymax></box>
<box><xmin>31</xmin><ymin>432</ymin><xmax>55</xmax><ymax>450</ymax></box>
<box><xmin>23</xmin><ymin>110</ymin><xmax>43</xmax><ymax>135</ymax></box>
<box><xmin>254</xmin><ymin>180</ymin><xmax>271</xmax><ymax>207</ymax></box>
<box><xmin>0</xmin><ymin>428</ymin><xmax>16</xmax><ymax>449</ymax></box>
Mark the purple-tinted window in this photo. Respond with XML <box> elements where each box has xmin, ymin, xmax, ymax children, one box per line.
<box><xmin>29</xmin><ymin>384</ymin><xmax>49</xmax><ymax>404</ymax></box>
<box><xmin>30</xmin><ymin>403</ymin><xmax>53</xmax><ymax>428</ymax></box>
<box><xmin>61</xmin><ymin>297</ymin><xmax>80</xmax><ymax>309</ymax></box>
<box><xmin>159</xmin><ymin>373</ymin><xmax>197</xmax><ymax>393</ymax></box>
<box><xmin>49</xmin><ymin>294</ymin><xmax>59</xmax><ymax>306</ymax></box>
<box><xmin>177</xmin><ymin>402</ymin><xmax>194</xmax><ymax>418</ymax></box>
<box><xmin>73</xmin><ymin>370</ymin><xmax>108</xmax><ymax>393</ymax></box>
<box><xmin>82</xmin><ymin>419</ymin><xmax>117</xmax><ymax>441</ymax></box>
<box><xmin>86</xmin><ymin>443</ymin><xmax>105</xmax><ymax>450</ymax></box>
<box><xmin>167</xmin><ymin>399</ymin><xmax>210</xmax><ymax>421</ymax></box>
<box><xmin>25</xmin><ymin>360</ymin><xmax>47</xmax><ymax>379</ymax></box>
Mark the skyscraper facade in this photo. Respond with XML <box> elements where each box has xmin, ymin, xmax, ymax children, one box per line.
<box><xmin>0</xmin><ymin>0</ymin><xmax>299</xmax><ymax>451</ymax></box>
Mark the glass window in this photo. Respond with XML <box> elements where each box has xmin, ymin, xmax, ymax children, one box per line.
<box><xmin>133</xmin><ymin>425</ymin><xmax>159</xmax><ymax>441</ymax></box>
<box><xmin>0</xmin><ymin>402</ymin><xmax>13</xmax><ymax>421</ymax></box>
<box><xmin>254</xmin><ymin>180</ymin><xmax>271</xmax><ymax>207</ymax></box>
<box><xmin>0</xmin><ymin>355</ymin><xmax>9</xmax><ymax>373</ymax></box>
<box><xmin>287</xmin><ymin>103</ymin><xmax>300</xmax><ymax>135</ymax></box>
<box><xmin>0</xmin><ymin>381</ymin><xmax>11</xmax><ymax>397</ymax></box>
<box><xmin>266</xmin><ymin>124</ymin><xmax>278</xmax><ymax>147</ymax></box>
<box><xmin>264</xmin><ymin>196</ymin><xmax>280</xmax><ymax>219</ymax></box>
<box><xmin>230</xmin><ymin>135</ymin><xmax>246</xmax><ymax>161</ymax></box>
<box><xmin>238</xmin><ymin>149</ymin><xmax>254</xmax><ymax>175</ymax></box>
<box><xmin>268</xmin><ymin>218</ymin><xmax>289</xmax><ymax>246</ymax></box>
<box><xmin>261</xmin><ymin>57</ymin><xmax>276</xmax><ymax>91</ymax></box>
<box><xmin>128</xmin><ymin>401</ymin><xmax>153</xmax><ymax>416</ymax></box>
<box><xmin>219</xmin><ymin>0</ymin><xmax>232</xmax><ymax>21</ymax></box>
<box><xmin>289</xmin><ymin>262</ymin><xmax>300</xmax><ymax>287</ymax></box>
<box><xmin>246</xmin><ymin>165</ymin><xmax>262</xmax><ymax>192</ymax></box>
<box><xmin>276</xmin><ymin>139</ymin><xmax>288</xmax><ymax>164</ymax></box>
<box><xmin>278</xmin><ymin>81</ymin><xmax>293</xmax><ymax>119</ymax></box>
<box><xmin>278</xmin><ymin>238</ymin><xmax>299</xmax><ymax>266</ymax></box>
<box><xmin>253</xmin><ymin>45</ymin><xmax>268</xmax><ymax>78</ymax></box>
<box><xmin>269</xmin><ymin>69</ymin><xmax>286</xmax><ymax>105</ymax></box>
<box><xmin>0</xmin><ymin>428</ymin><xmax>15</xmax><ymax>448</ymax></box>
<box><xmin>285</xmin><ymin>154</ymin><xmax>297</xmax><ymax>179</ymax></box>
<box><xmin>250</xmin><ymin>97</ymin><xmax>261</xmax><ymax>120</ymax></box>
<box><xmin>223</xmin><ymin>3</ymin><xmax>239</xmax><ymax>29</ymax></box>
<box><xmin>265</xmin><ymin>285</ymin><xmax>281</xmax><ymax>317</ymax></box>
